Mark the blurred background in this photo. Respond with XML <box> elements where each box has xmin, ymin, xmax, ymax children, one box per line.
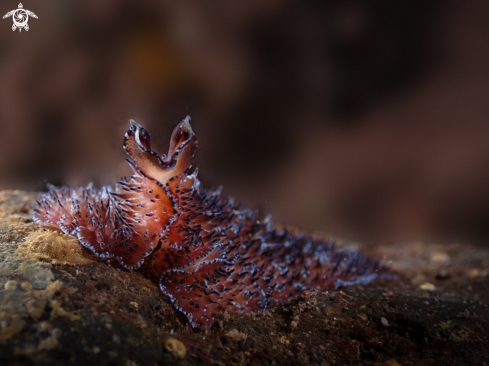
<box><xmin>1</xmin><ymin>0</ymin><xmax>489</xmax><ymax>245</ymax></box>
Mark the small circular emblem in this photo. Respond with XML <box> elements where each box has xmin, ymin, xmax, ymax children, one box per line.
<box><xmin>2</xmin><ymin>3</ymin><xmax>38</xmax><ymax>32</ymax></box>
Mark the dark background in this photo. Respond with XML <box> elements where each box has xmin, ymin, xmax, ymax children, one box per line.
<box><xmin>1</xmin><ymin>0</ymin><xmax>489</xmax><ymax>244</ymax></box>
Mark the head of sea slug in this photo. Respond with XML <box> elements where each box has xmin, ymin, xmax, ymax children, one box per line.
<box><xmin>123</xmin><ymin>116</ymin><xmax>197</xmax><ymax>184</ymax></box>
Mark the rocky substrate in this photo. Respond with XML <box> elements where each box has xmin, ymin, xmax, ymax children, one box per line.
<box><xmin>1</xmin><ymin>190</ymin><xmax>488</xmax><ymax>365</ymax></box>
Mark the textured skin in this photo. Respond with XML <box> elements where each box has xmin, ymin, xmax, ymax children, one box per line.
<box><xmin>33</xmin><ymin>117</ymin><xmax>384</xmax><ymax>329</ymax></box>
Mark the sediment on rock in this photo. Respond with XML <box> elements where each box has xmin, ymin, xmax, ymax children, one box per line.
<box><xmin>1</xmin><ymin>190</ymin><xmax>488</xmax><ymax>365</ymax></box>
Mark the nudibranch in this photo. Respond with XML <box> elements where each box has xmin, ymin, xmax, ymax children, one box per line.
<box><xmin>33</xmin><ymin>116</ymin><xmax>384</xmax><ymax>329</ymax></box>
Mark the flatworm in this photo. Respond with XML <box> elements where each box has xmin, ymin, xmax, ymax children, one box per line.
<box><xmin>33</xmin><ymin>116</ymin><xmax>385</xmax><ymax>329</ymax></box>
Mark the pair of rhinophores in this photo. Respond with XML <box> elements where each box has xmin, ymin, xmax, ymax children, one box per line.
<box><xmin>33</xmin><ymin>116</ymin><xmax>385</xmax><ymax>329</ymax></box>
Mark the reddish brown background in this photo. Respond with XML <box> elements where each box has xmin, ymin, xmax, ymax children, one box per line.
<box><xmin>1</xmin><ymin>0</ymin><xmax>489</xmax><ymax>244</ymax></box>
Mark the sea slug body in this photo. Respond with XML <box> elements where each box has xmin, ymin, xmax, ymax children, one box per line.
<box><xmin>33</xmin><ymin>116</ymin><xmax>384</xmax><ymax>329</ymax></box>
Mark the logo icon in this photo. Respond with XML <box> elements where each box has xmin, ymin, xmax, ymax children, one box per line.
<box><xmin>3</xmin><ymin>3</ymin><xmax>37</xmax><ymax>32</ymax></box>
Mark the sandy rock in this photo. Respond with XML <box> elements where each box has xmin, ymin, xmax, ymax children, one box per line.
<box><xmin>1</xmin><ymin>190</ymin><xmax>489</xmax><ymax>365</ymax></box>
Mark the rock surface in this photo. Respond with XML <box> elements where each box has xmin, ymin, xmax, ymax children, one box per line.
<box><xmin>1</xmin><ymin>190</ymin><xmax>488</xmax><ymax>365</ymax></box>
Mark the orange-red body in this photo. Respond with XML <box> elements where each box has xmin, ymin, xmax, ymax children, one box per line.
<box><xmin>34</xmin><ymin>117</ymin><xmax>383</xmax><ymax>329</ymax></box>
